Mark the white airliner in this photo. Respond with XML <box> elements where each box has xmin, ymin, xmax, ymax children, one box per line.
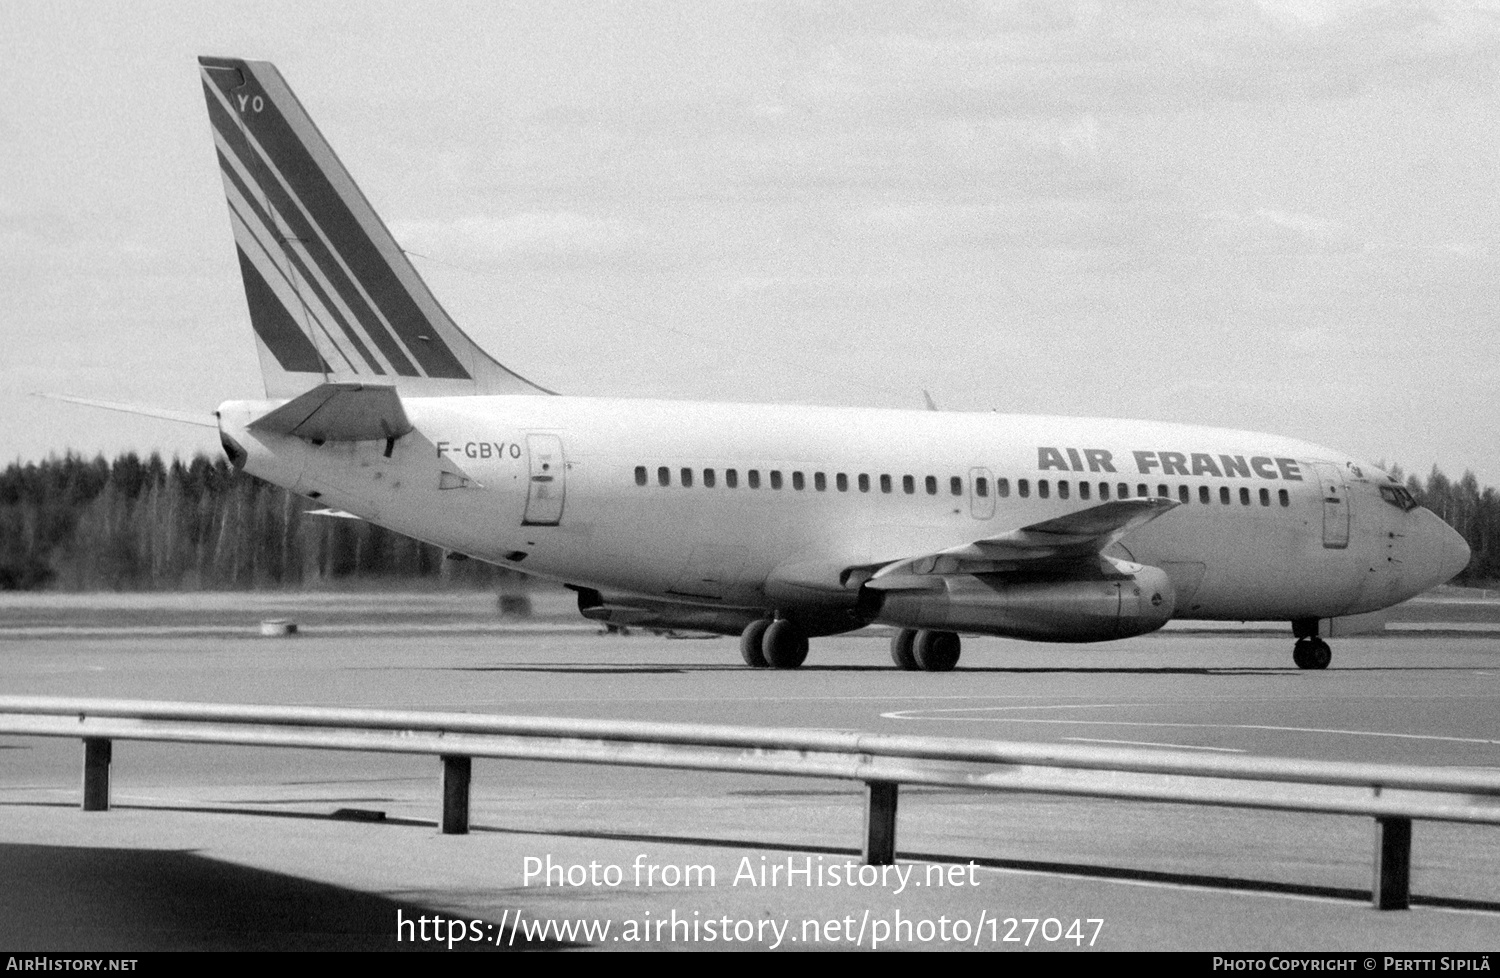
<box><xmin>189</xmin><ymin>56</ymin><xmax>1468</xmax><ymax>672</ymax></box>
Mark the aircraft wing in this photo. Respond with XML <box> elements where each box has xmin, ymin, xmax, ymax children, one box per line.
<box><xmin>866</xmin><ymin>497</ymin><xmax>1179</xmax><ymax>588</ymax></box>
<box><xmin>248</xmin><ymin>383</ymin><xmax>413</xmax><ymax>442</ymax></box>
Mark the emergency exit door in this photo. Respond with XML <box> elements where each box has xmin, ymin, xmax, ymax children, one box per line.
<box><xmin>969</xmin><ymin>467</ymin><xmax>995</xmax><ymax>520</ymax></box>
<box><xmin>522</xmin><ymin>434</ymin><xmax>566</xmax><ymax>526</ymax></box>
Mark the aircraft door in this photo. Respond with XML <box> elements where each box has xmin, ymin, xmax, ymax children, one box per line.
<box><xmin>969</xmin><ymin>467</ymin><xmax>995</xmax><ymax>520</ymax></box>
<box><xmin>1311</xmin><ymin>462</ymin><xmax>1350</xmax><ymax>549</ymax></box>
<box><xmin>522</xmin><ymin>433</ymin><xmax>566</xmax><ymax>526</ymax></box>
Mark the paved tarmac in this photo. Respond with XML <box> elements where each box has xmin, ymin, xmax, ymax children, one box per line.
<box><xmin>1</xmin><ymin>591</ymin><xmax>1498</xmax><ymax>951</ymax></box>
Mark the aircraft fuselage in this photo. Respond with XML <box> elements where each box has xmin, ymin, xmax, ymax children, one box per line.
<box><xmin>217</xmin><ymin>395</ymin><xmax>1467</xmax><ymax>631</ymax></box>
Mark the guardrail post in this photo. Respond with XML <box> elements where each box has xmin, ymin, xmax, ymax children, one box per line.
<box><xmin>863</xmin><ymin>780</ymin><xmax>899</xmax><ymax>865</ymax></box>
<box><xmin>82</xmin><ymin>738</ymin><xmax>112</xmax><ymax>812</ymax></box>
<box><xmin>440</xmin><ymin>755</ymin><xmax>471</xmax><ymax>835</ymax></box>
<box><xmin>1373</xmin><ymin>816</ymin><xmax>1412</xmax><ymax>910</ymax></box>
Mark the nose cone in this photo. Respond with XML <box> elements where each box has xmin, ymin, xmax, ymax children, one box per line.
<box><xmin>1438</xmin><ymin>521</ymin><xmax>1472</xmax><ymax>584</ymax></box>
<box><xmin>1412</xmin><ymin>508</ymin><xmax>1471</xmax><ymax>591</ymax></box>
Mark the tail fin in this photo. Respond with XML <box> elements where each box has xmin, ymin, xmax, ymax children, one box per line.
<box><xmin>198</xmin><ymin>56</ymin><xmax>550</xmax><ymax>399</ymax></box>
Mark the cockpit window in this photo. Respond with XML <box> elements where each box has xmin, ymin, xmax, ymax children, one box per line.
<box><xmin>1380</xmin><ymin>485</ymin><xmax>1419</xmax><ymax>512</ymax></box>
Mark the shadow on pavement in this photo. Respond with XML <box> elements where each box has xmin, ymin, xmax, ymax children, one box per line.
<box><xmin>0</xmin><ymin>843</ymin><xmax>579</xmax><ymax>951</ymax></box>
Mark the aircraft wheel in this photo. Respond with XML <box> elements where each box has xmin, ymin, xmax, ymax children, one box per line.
<box><xmin>762</xmin><ymin>619</ymin><xmax>809</xmax><ymax>669</ymax></box>
<box><xmin>740</xmin><ymin>619</ymin><xmax>771</xmax><ymax>668</ymax></box>
<box><xmin>1293</xmin><ymin>637</ymin><xmax>1331</xmax><ymax>670</ymax></box>
<box><xmin>913</xmin><ymin>630</ymin><xmax>960</xmax><ymax>672</ymax></box>
<box><xmin>890</xmin><ymin>629</ymin><xmax>918</xmax><ymax>670</ymax></box>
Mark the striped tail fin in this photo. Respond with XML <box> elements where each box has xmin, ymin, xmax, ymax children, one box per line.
<box><xmin>198</xmin><ymin>56</ymin><xmax>550</xmax><ymax>398</ymax></box>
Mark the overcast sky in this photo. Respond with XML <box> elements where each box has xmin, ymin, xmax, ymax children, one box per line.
<box><xmin>3</xmin><ymin>0</ymin><xmax>1497</xmax><ymax>486</ymax></box>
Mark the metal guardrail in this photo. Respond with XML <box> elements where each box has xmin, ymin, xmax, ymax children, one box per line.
<box><xmin>3</xmin><ymin>696</ymin><xmax>1498</xmax><ymax>911</ymax></box>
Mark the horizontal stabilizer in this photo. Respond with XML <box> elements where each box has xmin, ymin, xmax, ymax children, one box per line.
<box><xmin>871</xmin><ymin>497</ymin><xmax>1178</xmax><ymax>584</ymax></box>
<box><xmin>248</xmin><ymin>383</ymin><xmax>413</xmax><ymax>442</ymax></box>
<box><xmin>35</xmin><ymin>393</ymin><xmax>217</xmax><ymax>429</ymax></box>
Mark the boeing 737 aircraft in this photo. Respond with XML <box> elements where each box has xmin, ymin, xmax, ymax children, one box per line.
<box><xmin>187</xmin><ymin>56</ymin><xmax>1468</xmax><ymax>672</ymax></box>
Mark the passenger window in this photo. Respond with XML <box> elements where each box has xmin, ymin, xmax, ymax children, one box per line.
<box><xmin>1059</xmin><ymin>480</ymin><xmax>1070</xmax><ymax>500</ymax></box>
<box><xmin>858</xmin><ymin>474</ymin><xmax>870</xmax><ymax>493</ymax></box>
<box><xmin>1260</xmin><ymin>488</ymin><xmax>1270</xmax><ymax>506</ymax></box>
<box><xmin>634</xmin><ymin>466</ymin><xmax>647</xmax><ymax>486</ymax></box>
<box><xmin>1219</xmin><ymin>486</ymin><xmax>1230</xmax><ymax>505</ymax></box>
<box><xmin>880</xmin><ymin>474</ymin><xmax>892</xmax><ymax>493</ymax></box>
<box><xmin>1157</xmin><ymin>484</ymin><xmax>1169</xmax><ymax>498</ymax></box>
<box><xmin>815</xmin><ymin>472</ymin><xmax>827</xmax><ymax>492</ymax></box>
<box><xmin>792</xmin><ymin>471</ymin><xmax>804</xmax><ymax>491</ymax></box>
<box><xmin>681</xmin><ymin>467</ymin><xmax>693</xmax><ymax>488</ymax></box>
<box><xmin>1199</xmin><ymin>486</ymin><xmax>1210</xmax><ymax>504</ymax></box>
<box><xmin>1178</xmin><ymin>485</ymin><xmax>1190</xmax><ymax>504</ymax></box>
<box><xmin>658</xmin><ymin>466</ymin><xmax>670</xmax><ymax>487</ymax></box>
<box><xmin>950</xmin><ymin>476</ymin><xmax>963</xmax><ymax>496</ymax></box>
<box><xmin>1038</xmin><ymin>480</ymin><xmax>1050</xmax><ymax>499</ymax></box>
<box><xmin>924</xmin><ymin>475</ymin><xmax>937</xmax><ymax>495</ymax></box>
<box><xmin>749</xmin><ymin>470</ymin><xmax>761</xmax><ymax>489</ymax></box>
<box><xmin>1117</xmin><ymin>483</ymin><xmax>1129</xmax><ymax>499</ymax></box>
<box><xmin>976</xmin><ymin>477</ymin><xmax>989</xmax><ymax>497</ymax></box>
<box><xmin>704</xmin><ymin>468</ymin><xmax>716</xmax><ymax>488</ymax></box>
<box><xmin>997</xmin><ymin>478</ymin><xmax>1010</xmax><ymax>498</ymax></box>
<box><xmin>1019</xmin><ymin>479</ymin><xmax>1031</xmax><ymax>498</ymax></box>
<box><xmin>902</xmin><ymin>475</ymin><xmax>915</xmax><ymax>495</ymax></box>
<box><xmin>770</xmin><ymin>471</ymin><xmax>783</xmax><ymax>490</ymax></box>
<box><xmin>726</xmin><ymin>469</ymin><xmax>738</xmax><ymax>489</ymax></box>
<box><xmin>1099</xmin><ymin>482</ymin><xmax>1109</xmax><ymax>501</ymax></box>
<box><xmin>1137</xmin><ymin>484</ymin><xmax>1148</xmax><ymax>498</ymax></box>
<box><xmin>1279</xmin><ymin>489</ymin><xmax>1290</xmax><ymax>507</ymax></box>
<box><xmin>837</xmin><ymin>473</ymin><xmax>849</xmax><ymax>492</ymax></box>
<box><xmin>1079</xmin><ymin>481</ymin><xmax>1090</xmax><ymax>500</ymax></box>
<box><xmin>1240</xmin><ymin>487</ymin><xmax>1250</xmax><ymax>505</ymax></box>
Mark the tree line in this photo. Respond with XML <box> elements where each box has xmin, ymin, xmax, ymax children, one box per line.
<box><xmin>0</xmin><ymin>452</ymin><xmax>1496</xmax><ymax>591</ymax></box>
<box><xmin>0</xmin><ymin>452</ymin><xmax>512</xmax><ymax>591</ymax></box>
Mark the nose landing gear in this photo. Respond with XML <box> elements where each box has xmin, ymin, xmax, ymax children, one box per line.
<box><xmin>1290</xmin><ymin>619</ymin><xmax>1331</xmax><ymax>669</ymax></box>
<box><xmin>1293</xmin><ymin>637</ymin><xmax>1332</xmax><ymax>670</ymax></box>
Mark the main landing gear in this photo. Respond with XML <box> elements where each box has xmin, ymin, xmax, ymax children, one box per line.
<box><xmin>1290</xmin><ymin>618</ymin><xmax>1331</xmax><ymax>670</ymax></box>
<box><xmin>890</xmin><ymin>628</ymin><xmax>961</xmax><ymax>672</ymax></box>
<box><xmin>739</xmin><ymin>618</ymin><xmax>809</xmax><ymax>669</ymax></box>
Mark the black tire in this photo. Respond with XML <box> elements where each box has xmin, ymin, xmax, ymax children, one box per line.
<box><xmin>890</xmin><ymin>629</ymin><xmax>918</xmax><ymax>670</ymax></box>
<box><xmin>740</xmin><ymin>619</ymin><xmax>771</xmax><ymax>668</ymax></box>
<box><xmin>762</xmin><ymin>619</ymin><xmax>809</xmax><ymax>669</ymax></box>
<box><xmin>913</xmin><ymin>630</ymin><xmax>960</xmax><ymax>672</ymax></box>
<box><xmin>1293</xmin><ymin>637</ymin><xmax>1331</xmax><ymax>670</ymax></box>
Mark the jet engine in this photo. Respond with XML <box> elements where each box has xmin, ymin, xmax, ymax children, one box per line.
<box><xmin>865</xmin><ymin>563</ymin><xmax>1177</xmax><ymax>643</ymax></box>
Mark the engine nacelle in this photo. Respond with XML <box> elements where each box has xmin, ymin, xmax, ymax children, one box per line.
<box><xmin>868</xmin><ymin>564</ymin><xmax>1177</xmax><ymax>643</ymax></box>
